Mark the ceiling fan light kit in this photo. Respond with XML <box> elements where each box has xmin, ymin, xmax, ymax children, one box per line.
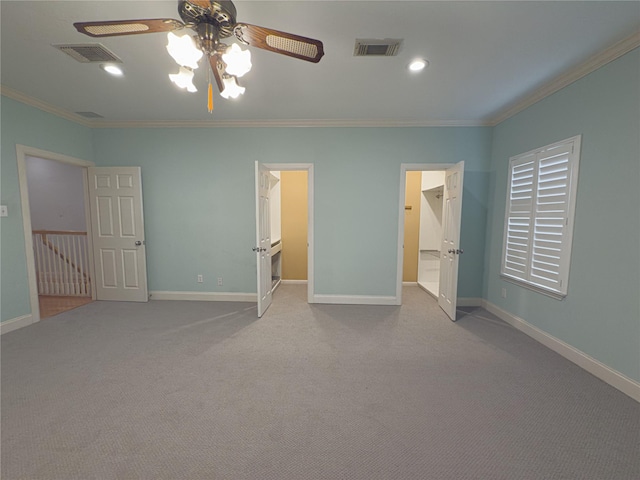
<box><xmin>220</xmin><ymin>76</ymin><xmax>245</xmax><ymax>99</ymax></box>
<box><xmin>166</xmin><ymin>31</ymin><xmax>203</xmax><ymax>69</ymax></box>
<box><xmin>169</xmin><ymin>66</ymin><xmax>198</xmax><ymax>92</ymax></box>
<box><xmin>74</xmin><ymin>0</ymin><xmax>324</xmax><ymax>112</ymax></box>
<box><xmin>221</xmin><ymin>43</ymin><xmax>252</xmax><ymax>78</ymax></box>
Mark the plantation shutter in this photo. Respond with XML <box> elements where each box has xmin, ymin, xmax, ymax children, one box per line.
<box><xmin>501</xmin><ymin>136</ymin><xmax>580</xmax><ymax>297</ymax></box>
<box><xmin>530</xmin><ymin>143</ymin><xmax>574</xmax><ymax>291</ymax></box>
<box><xmin>503</xmin><ymin>153</ymin><xmax>536</xmax><ymax>279</ymax></box>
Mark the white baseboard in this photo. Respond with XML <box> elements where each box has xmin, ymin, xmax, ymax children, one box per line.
<box><xmin>280</xmin><ymin>280</ymin><xmax>308</xmax><ymax>285</ymax></box>
<box><xmin>312</xmin><ymin>294</ymin><xmax>398</xmax><ymax>306</ymax></box>
<box><xmin>457</xmin><ymin>297</ymin><xmax>483</xmax><ymax>307</ymax></box>
<box><xmin>483</xmin><ymin>300</ymin><xmax>640</xmax><ymax>403</ymax></box>
<box><xmin>149</xmin><ymin>291</ymin><xmax>257</xmax><ymax>302</ymax></box>
<box><xmin>1</xmin><ymin>314</ymin><xmax>36</xmax><ymax>335</ymax></box>
<box><xmin>403</xmin><ymin>282</ymin><xmax>418</xmax><ymax>286</ymax></box>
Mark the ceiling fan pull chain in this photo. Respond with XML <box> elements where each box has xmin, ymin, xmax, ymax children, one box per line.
<box><xmin>208</xmin><ymin>82</ymin><xmax>213</xmax><ymax>113</ymax></box>
<box><xmin>207</xmin><ymin>67</ymin><xmax>214</xmax><ymax>113</ymax></box>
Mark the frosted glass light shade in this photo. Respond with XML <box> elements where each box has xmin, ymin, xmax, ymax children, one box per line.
<box><xmin>169</xmin><ymin>67</ymin><xmax>197</xmax><ymax>92</ymax></box>
<box><xmin>222</xmin><ymin>44</ymin><xmax>252</xmax><ymax>77</ymax></box>
<box><xmin>220</xmin><ymin>76</ymin><xmax>245</xmax><ymax>99</ymax></box>
<box><xmin>166</xmin><ymin>32</ymin><xmax>203</xmax><ymax>69</ymax></box>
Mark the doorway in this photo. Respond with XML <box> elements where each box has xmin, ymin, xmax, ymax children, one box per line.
<box><xmin>403</xmin><ymin>170</ymin><xmax>446</xmax><ymax>298</ymax></box>
<box><xmin>26</xmin><ymin>155</ymin><xmax>94</xmax><ymax>318</ymax></box>
<box><xmin>275</xmin><ymin>170</ymin><xmax>309</xmax><ymax>285</ymax></box>
<box><xmin>16</xmin><ymin>146</ymin><xmax>96</xmax><ymax>323</ymax></box>
<box><xmin>17</xmin><ymin>146</ymin><xmax>150</xmax><ymax>327</ymax></box>
<box><xmin>396</xmin><ymin>163</ymin><xmax>464</xmax><ymax>320</ymax></box>
<box><xmin>256</xmin><ymin>163</ymin><xmax>314</xmax><ymax>317</ymax></box>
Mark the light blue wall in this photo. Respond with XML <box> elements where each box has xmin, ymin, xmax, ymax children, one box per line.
<box><xmin>92</xmin><ymin>126</ymin><xmax>492</xmax><ymax>298</ymax></box>
<box><xmin>484</xmin><ymin>48</ymin><xmax>640</xmax><ymax>382</ymax></box>
<box><xmin>1</xmin><ymin>96</ymin><xmax>491</xmax><ymax>322</ymax></box>
<box><xmin>0</xmin><ymin>96</ymin><xmax>93</xmax><ymax>322</ymax></box>
<box><xmin>1</xmin><ymin>48</ymin><xmax>636</xmax><ymax>389</ymax></box>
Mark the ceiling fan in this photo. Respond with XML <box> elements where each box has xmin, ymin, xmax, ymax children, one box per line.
<box><xmin>74</xmin><ymin>0</ymin><xmax>324</xmax><ymax>107</ymax></box>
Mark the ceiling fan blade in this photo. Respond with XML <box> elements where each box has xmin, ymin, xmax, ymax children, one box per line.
<box><xmin>209</xmin><ymin>54</ymin><xmax>225</xmax><ymax>93</ymax></box>
<box><xmin>74</xmin><ymin>19</ymin><xmax>184</xmax><ymax>38</ymax></box>
<box><xmin>234</xmin><ymin>24</ymin><xmax>324</xmax><ymax>63</ymax></box>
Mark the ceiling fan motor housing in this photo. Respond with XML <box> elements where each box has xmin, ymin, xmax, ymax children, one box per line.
<box><xmin>197</xmin><ymin>22</ymin><xmax>221</xmax><ymax>54</ymax></box>
<box><xmin>179</xmin><ymin>0</ymin><xmax>237</xmax><ymax>38</ymax></box>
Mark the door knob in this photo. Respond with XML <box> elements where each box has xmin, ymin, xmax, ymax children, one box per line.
<box><xmin>456</xmin><ymin>249</ymin><xmax>464</xmax><ymax>255</ymax></box>
<box><xmin>135</xmin><ymin>241</ymin><xmax>142</xmax><ymax>246</ymax></box>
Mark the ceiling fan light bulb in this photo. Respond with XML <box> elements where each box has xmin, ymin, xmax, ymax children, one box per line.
<box><xmin>166</xmin><ymin>32</ymin><xmax>203</xmax><ymax>69</ymax></box>
<box><xmin>222</xmin><ymin>43</ymin><xmax>252</xmax><ymax>78</ymax></box>
<box><xmin>169</xmin><ymin>67</ymin><xmax>197</xmax><ymax>93</ymax></box>
<box><xmin>221</xmin><ymin>76</ymin><xmax>245</xmax><ymax>99</ymax></box>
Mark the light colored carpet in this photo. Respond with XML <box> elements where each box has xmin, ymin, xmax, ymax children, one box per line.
<box><xmin>2</xmin><ymin>285</ymin><xmax>639</xmax><ymax>479</ymax></box>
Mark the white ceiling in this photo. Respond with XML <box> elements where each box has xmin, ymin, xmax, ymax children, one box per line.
<box><xmin>1</xmin><ymin>1</ymin><xmax>639</xmax><ymax>125</ymax></box>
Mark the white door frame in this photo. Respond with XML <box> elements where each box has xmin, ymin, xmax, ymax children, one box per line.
<box><xmin>15</xmin><ymin>145</ymin><xmax>96</xmax><ymax>325</ymax></box>
<box><xmin>262</xmin><ymin>163</ymin><xmax>315</xmax><ymax>304</ymax></box>
<box><xmin>396</xmin><ymin>163</ymin><xmax>455</xmax><ymax>305</ymax></box>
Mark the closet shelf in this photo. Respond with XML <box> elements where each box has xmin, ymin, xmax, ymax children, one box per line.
<box><xmin>271</xmin><ymin>240</ymin><xmax>282</xmax><ymax>256</ymax></box>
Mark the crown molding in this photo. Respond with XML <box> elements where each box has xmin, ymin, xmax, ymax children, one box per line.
<box><xmin>0</xmin><ymin>85</ymin><xmax>92</xmax><ymax>127</ymax></box>
<box><xmin>0</xmin><ymin>88</ymin><xmax>489</xmax><ymax>127</ymax></box>
<box><xmin>0</xmin><ymin>86</ymin><xmax>490</xmax><ymax>127</ymax></box>
<box><xmin>90</xmin><ymin>118</ymin><xmax>490</xmax><ymax>128</ymax></box>
<box><xmin>489</xmin><ymin>31</ymin><xmax>640</xmax><ymax>126</ymax></box>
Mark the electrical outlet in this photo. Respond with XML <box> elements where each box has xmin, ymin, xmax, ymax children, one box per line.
<box><xmin>501</xmin><ymin>287</ymin><xmax>507</xmax><ymax>298</ymax></box>
<box><xmin>197</xmin><ymin>274</ymin><xmax>203</xmax><ymax>283</ymax></box>
<box><xmin>217</xmin><ymin>277</ymin><xmax>223</xmax><ymax>286</ymax></box>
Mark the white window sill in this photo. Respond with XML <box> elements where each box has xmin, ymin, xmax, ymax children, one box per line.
<box><xmin>500</xmin><ymin>274</ymin><xmax>567</xmax><ymax>301</ymax></box>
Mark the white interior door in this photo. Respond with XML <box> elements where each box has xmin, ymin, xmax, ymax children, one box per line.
<box><xmin>255</xmin><ymin>162</ymin><xmax>273</xmax><ymax>317</ymax></box>
<box><xmin>438</xmin><ymin>161</ymin><xmax>464</xmax><ymax>320</ymax></box>
<box><xmin>88</xmin><ymin>167</ymin><xmax>148</xmax><ymax>302</ymax></box>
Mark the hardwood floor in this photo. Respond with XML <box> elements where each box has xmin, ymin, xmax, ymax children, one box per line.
<box><xmin>39</xmin><ymin>295</ymin><xmax>93</xmax><ymax>319</ymax></box>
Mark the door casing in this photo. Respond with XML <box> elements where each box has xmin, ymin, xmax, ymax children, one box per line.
<box><xmin>16</xmin><ymin>145</ymin><xmax>96</xmax><ymax>325</ymax></box>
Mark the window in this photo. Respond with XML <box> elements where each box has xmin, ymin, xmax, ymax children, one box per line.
<box><xmin>501</xmin><ymin>135</ymin><xmax>581</xmax><ymax>298</ymax></box>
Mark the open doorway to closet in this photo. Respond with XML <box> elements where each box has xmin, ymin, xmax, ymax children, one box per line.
<box><xmin>403</xmin><ymin>170</ymin><xmax>446</xmax><ymax>298</ymax></box>
<box><xmin>397</xmin><ymin>162</ymin><xmax>464</xmax><ymax>320</ymax></box>
<box><xmin>256</xmin><ymin>163</ymin><xmax>314</xmax><ymax>317</ymax></box>
<box><xmin>275</xmin><ymin>170</ymin><xmax>309</xmax><ymax>284</ymax></box>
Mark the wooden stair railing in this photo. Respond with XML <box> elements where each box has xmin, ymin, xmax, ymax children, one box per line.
<box><xmin>32</xmin><ymin>230</ymin><xmax>91</xmax><ymax>296</ymax></box>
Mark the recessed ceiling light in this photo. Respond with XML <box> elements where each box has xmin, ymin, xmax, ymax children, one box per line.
<box><xmin>100</xmin><ymin>64</ymin><xmax>123</xmax><ymax>76</ymax></box>
<box><xmin>408</xmin><ymin>59</ymin><xmax>429</xmax><ymax>72</ymax></box>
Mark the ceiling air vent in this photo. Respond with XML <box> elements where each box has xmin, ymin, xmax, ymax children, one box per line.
<box><xmin>53</xmin><ymin>44</ymin><xmax>122</xmax><ymax>63</ymax></box>
<box><xmin>354</xmin><ymin>39</ymin><xmax>402</xmax><ymax>57</ymax></box>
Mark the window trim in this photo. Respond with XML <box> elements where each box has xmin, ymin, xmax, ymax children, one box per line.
<box><xmin>500</xmin><ymin>135</ymin><xmax>581</xmax><ymax>299</ymax></box>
